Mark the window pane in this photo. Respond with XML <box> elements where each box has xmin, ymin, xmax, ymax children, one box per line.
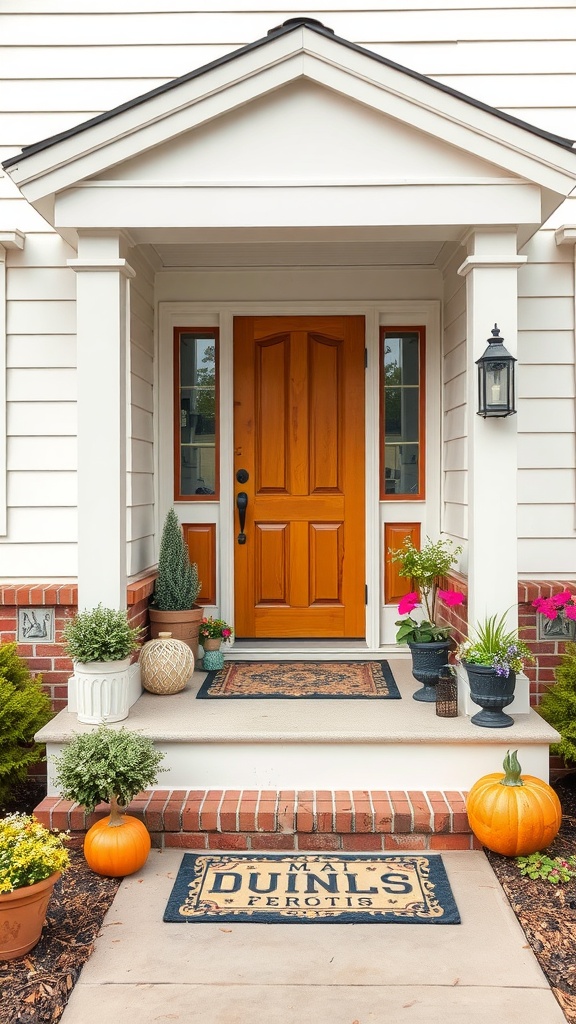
<box><xmin>384</xmin><ymin>444</ymin><xmax>420</xmax><ymax>495</ymax></box>
<box><xmin>384</xmin><ymin>332</ymin><xmax>419</xmax><ymax>386</ymax></box>
<box><xmin>381</xmin><ymin>329</ymin><xmax>423</xmax><ymax>498</ymax></box>
<box><xmin>178</xmin><ymin>332</ymin><xmax>217</xmax><ymax>497</ymax></box>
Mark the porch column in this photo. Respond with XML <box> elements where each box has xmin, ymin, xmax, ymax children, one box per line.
<box><xmin>68</xmin><ymin>235</ymin><xmax>135</xmax><ymax>610</ymax></box>
<box><xmin>458</xmin><ymin>230</ymin><xmax>527</xmax><ymax>629</ymax></box>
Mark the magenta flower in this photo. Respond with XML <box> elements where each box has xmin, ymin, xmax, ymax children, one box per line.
<box><xmin>398</xmin><ymin>592</ymin><xmax>419</xmax><ymax>616</ymax></box>
<box><xmin>565</xmin><ymin>604</ymin><xmax>576</xmax><ymax>621</ymax></box>
<box><xmin>437</xmin><ymin>589</ymin><xmax>465</xmax><ymax>607</ymax></box>
<box><xmin>533</xmin><ymin>597</ymin><xmax>558</xmax><ymax>620</ymax></box>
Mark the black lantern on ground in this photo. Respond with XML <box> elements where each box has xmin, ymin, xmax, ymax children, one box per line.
<box><xmin>476</xmin><ymin>324</ymin><xmax>516</xmax><ymax>418</ymax></box>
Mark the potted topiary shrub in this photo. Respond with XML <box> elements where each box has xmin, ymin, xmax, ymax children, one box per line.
<box><xmin>0</xmin><ymin>812</ymin><xmax>70</xmax><ymax>960</ymax></box>
<box><xmin>148</xmin><ymin>507</ymin><xmax>203</xmax><ymax>659</ymax></box>
<box><xmin>62</xmin><ymin>604</ymin><xmax>143</xmax><ymax>725</ymax></box>
<box><xmin>53</xmin><ymin>725</ymin><xmax>165</xmax><ymax>878</ymax></box>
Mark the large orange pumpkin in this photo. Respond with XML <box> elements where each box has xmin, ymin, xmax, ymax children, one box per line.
<box><xmin>466</xmin><ymin>750</ymin><xmax>562</xmax><ymax>857</ymax></box>
<box><xmin>84</xmin><ymin>813</ymin><xmax>151</xmax><ymax>877</ymax></box>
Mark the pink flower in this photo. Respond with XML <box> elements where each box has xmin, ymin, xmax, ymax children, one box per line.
<box><xmin>533</xmin><ymin>597</ymin><xmax>560</xmax><ymax>620</ymax></box>
<box><xmin>437</xmin><ymin>589</ymin><xmax>465</xmax><ymax>607</ymax></box>
<box><xmin>553</xmin><ymin>590</ymin><xmax>573</xmax><ymax>608</ymax></box>
<box><xmin>398</xmin><ymin>592</ymin><xmax>419</xmax><ymax>616</ymax></box>
<box><xmin>565</xmin><ymin>603</ymin><xmax>576</xmax><ymax>621</ymax></box>
<box><xmin>222</xmin><ymin>628</ymin><xmax>231</xmax><ymax>637</ymax></box>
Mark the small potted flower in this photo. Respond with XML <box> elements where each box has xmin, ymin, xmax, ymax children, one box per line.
<box><xmin>199</xmin><ymin>616</ymin><xmax>233</xmax><ymax>670</ymax></box>
<box><xmin>389</xmin><ymin>536</ymin><xmax>464</xmax><ymax>701</ymax></box>
<box><xmin>533</xmin><ymin>590</ymin><xmax>576</xmax><ymax>637</ymax></box>
<box><xmin>456</xmin><ymin>612</ymin><xmax>535</xmax><ymax>729</ymax></box>
<box><xmin>0</xmin><ymin>813</ymin><xmax>70</xmax><ymax>960</ymax></box>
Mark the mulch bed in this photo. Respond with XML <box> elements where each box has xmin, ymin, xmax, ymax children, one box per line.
<box><xmin>2</xmin><ymin>775</ymin><xmax>576</xmax><ymax>1023</ymax></box>
<box><xmin>486</xmin><ymin>773</ymin><xmax>576</xmax><ymax>1024</ymax></box>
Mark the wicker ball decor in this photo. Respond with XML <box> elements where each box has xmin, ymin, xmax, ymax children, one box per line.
<box><xmin>139</xmin><ymin>632</ymin><xmax>194</xmax><ymax>694</ymax></box>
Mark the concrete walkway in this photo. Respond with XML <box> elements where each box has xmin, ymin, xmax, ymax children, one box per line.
<box><xmin>59</xmin><ymin>848</ymin><xmax>565</xmax><ymax>1024</ymax></box>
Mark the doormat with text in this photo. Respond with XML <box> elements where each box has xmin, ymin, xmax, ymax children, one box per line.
<box><xmin>163</xmin><ymin>853</ymin><xmax>460</xmax><ymax>924</ymax></box>
<box><xmin>195</xmin><ymin>660</ymin><xmax>401</xmax><ymax>699</ymax></box>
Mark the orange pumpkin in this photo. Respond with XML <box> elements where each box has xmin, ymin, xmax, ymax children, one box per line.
<box><xmin>466</xmin><ymin>750</ymin><xmax>562</xmax><ymax>857</ymax></box>
<box><xmin>84</xmin><ymin>813</ymin><xmax>151</xmax><ymax>877</ymax></box>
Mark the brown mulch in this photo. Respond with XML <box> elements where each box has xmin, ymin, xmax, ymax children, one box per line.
<box><xmin>2</xmin><ymin>776</ymin><xmax>576</xmax><ymax>1023</ymax></box>
<box><xmin>486</xmin><ymin>773</ymin><xmax>576</xmax><ymax>1024</ymax></box>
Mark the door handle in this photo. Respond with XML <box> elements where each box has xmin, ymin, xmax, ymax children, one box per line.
<box><xmin>236</xmin><ymin>491</ymin><xmax>248</xmax><ymax>545</ymax></box>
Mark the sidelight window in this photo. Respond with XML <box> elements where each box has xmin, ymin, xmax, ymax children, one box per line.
<box><xmin>380</xmin><ymin>327</ymin><xmax>425</xmax><ymax>499</ymax></box>
<box><xmin>174</xmin><ymin>328</ymin><xmax>218</xmax><ymax>500</ymax></box>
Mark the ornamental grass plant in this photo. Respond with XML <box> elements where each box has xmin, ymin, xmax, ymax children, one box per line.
<box><xmin>0</xmin><ymin>814</ymin><xmax>69</xmax><ymax>894</ymax></box>
<box><xmin>62</xmin><ymin>604</ymin><xmax>143</xmax><ymax>663</ymax></box>
<box><xmin>456</xmin><ymin>612</ymin><xmax>534</xmax><ymax>677</ymax></box>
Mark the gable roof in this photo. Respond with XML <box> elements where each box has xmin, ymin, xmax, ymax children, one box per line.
<box><xmin>3</xmin><ymin>15</ymin><xmax>575</xmax><ymax>174</ymax></box>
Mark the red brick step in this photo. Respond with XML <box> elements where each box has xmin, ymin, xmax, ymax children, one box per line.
<box><xmin>34</xmin><ymin>789</ymin><xmax>479</xmax><ymax>852</ymax></box>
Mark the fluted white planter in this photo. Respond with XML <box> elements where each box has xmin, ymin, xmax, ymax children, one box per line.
<box><xmin>75</xmin><ymin>658</ymin><xmax>132</xmax><ymax>724</ymax></box>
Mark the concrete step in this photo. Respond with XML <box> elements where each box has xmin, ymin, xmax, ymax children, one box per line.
<box><xmin>36</xmin><ymin>658</ymin><xmax>559</xmax><ymax>793</ymax></box>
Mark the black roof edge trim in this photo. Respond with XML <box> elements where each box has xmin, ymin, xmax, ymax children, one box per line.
<box><xmin>2</xmin><ymin>17</ymin><xmax>574</xmax><ymax>173</ymax></box>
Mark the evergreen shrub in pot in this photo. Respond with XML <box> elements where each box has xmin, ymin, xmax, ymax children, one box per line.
<box><xmin>54</xmin><ymin>725</ymin><xmax>165</xmax><ymax>877</ymax></box>
<box><xmin>63</xmin><ymin>604</ymin><xmax>143</xmax><ymax>725</ymax></box>
<box><xmin>149</xmin><ymin>508</ymin><xmax>203</xmax><ymax>658</ymax></box>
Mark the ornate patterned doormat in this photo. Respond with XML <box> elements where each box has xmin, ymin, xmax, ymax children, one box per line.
<box><xmin>163</xmin><ymin>853</ymin><xmax>460</xmax><ymax>924</ymax></box>
<box><xmin>195</xmin><ymin>660</ymin><xmax>401</xmax><ymax>699</ymax></box>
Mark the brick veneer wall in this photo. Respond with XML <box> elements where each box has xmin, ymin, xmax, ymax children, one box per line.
<box><xmin>0</xmin><ymin>576</ymin><xmax>156</xmax><ymax>713</ymax></box>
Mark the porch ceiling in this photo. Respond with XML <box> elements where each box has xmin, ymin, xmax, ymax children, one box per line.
<box><xmin>146</xmin><ymin>237</ymin><xmax>459</xmax><ymax>269</ymax></box>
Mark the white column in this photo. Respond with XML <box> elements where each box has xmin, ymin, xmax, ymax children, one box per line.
<box><xmin>458</xmin><ymin>230</ymin><xmax>527</xmax><ymax>630</ymax></box>
<box><xmin>68</xmin><ymin>235</ymin><xmax>135</xmax><ymax>610</ymax></box>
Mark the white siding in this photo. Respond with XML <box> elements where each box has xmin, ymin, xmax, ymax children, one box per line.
<box><xmin>1</xmin><ymin>2</ymin><xmax>576</xmax><ymax>582</ymax></box>
<box><xmin>128</xmin><ymin>247</ymin><xmax>155</xmax><ymax>576</ymax></box>
<box><xmin>442</xmin><ymin>248</ymin><xmax>468</xmax><ymax>546</ymax></box>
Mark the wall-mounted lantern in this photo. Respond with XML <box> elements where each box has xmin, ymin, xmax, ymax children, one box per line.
<box><xmin>476</xmin><ymin>324</ymin><xmax>517</xmax><ymax>418</ymax></box>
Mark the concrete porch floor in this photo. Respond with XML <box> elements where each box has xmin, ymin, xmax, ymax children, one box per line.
<box><xmin>58</xmin><ymin>848</ymin><xmax>566</xmax><ymax>1024</ymax></box>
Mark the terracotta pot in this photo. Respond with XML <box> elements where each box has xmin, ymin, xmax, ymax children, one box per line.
<box><xmin>0</xmin><ymin>872</ymin><xmax>61</xmax><ymax>961</ymax></box>
<box><xmin>148</xmin><ymin>605</ymin><xmax>203</xmax><ymax>661</ymax></box>
<box><xmin>202</xmin><ymin>638</ymin><xmax>222</xmax><ymax>651</ymax></box>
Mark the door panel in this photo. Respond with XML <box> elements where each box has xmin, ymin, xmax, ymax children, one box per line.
<box><xmin>234</xmin><ymin>315</ymin><xmax>365</xmax><ymax>638</ymax></box>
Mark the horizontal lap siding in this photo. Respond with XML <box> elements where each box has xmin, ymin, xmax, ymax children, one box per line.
<box><xmin>442</xmin><ymin>250</ymin><xmax>467</xmax><ymax>546</ymax></box>
<box><xmin>517</xmin><ymin>238</ymin><xmax>576</xmax><ymax>575</ymax></box>
<box><xmin>128</xmin><ymin>249</ymin><xmax>155</xmax><ymax>576</ymax></box>
<box><xmin>1</xmin><ymin>3</ymin><xmax>575</xmax><ymax>582</ymax></box>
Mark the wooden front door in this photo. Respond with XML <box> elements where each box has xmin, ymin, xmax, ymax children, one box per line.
<box><xmin>233</xmin><ymin>316</ymin><xmax>365</xmax><ymax>638</ymax></box>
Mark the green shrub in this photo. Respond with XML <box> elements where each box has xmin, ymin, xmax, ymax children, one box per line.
<box><xmin>152</xmin><ymin>507</ymin><xmax>201</xmax><ymax>611</ymax></box>
<box><xmin>538</xmin><ymin>642</ymin><xmax>576</xmax><ymax>764</ymax></box>
<box><xmin>0</xmin><ymin>643</ymin><xmax>52</xmax><ymax>807</ymax></box>
<box><xmin>53</xmin><ymin>725</ymin><xmax>165</xmax><ymax>812</ymax></box>
<box><xmin>62</xmin><ymin>604</ymin><xmax>142</xmax><ymax>663</ymax></box>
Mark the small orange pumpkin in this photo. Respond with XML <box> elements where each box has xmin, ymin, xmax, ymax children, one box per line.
<box><xmin>84</xmin><ymin>813</ymin><xmax>151</xmax><ymax>877</ymax></box>
<box><xmin>466</xmin><ymin>750</ymin><xmax>562</xmax><ymax>857</ymax></box>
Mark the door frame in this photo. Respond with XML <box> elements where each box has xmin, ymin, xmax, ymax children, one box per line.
<box><xmin>157</xmin><ymin>299</ymin><xmax>441</xmax><ymax>650</ymax></box>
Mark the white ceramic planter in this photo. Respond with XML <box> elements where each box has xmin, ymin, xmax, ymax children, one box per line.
<box><xmin>74</xmin><ymin>658</ymin><xmax>132</xmax><ymax>724</ymax></box>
